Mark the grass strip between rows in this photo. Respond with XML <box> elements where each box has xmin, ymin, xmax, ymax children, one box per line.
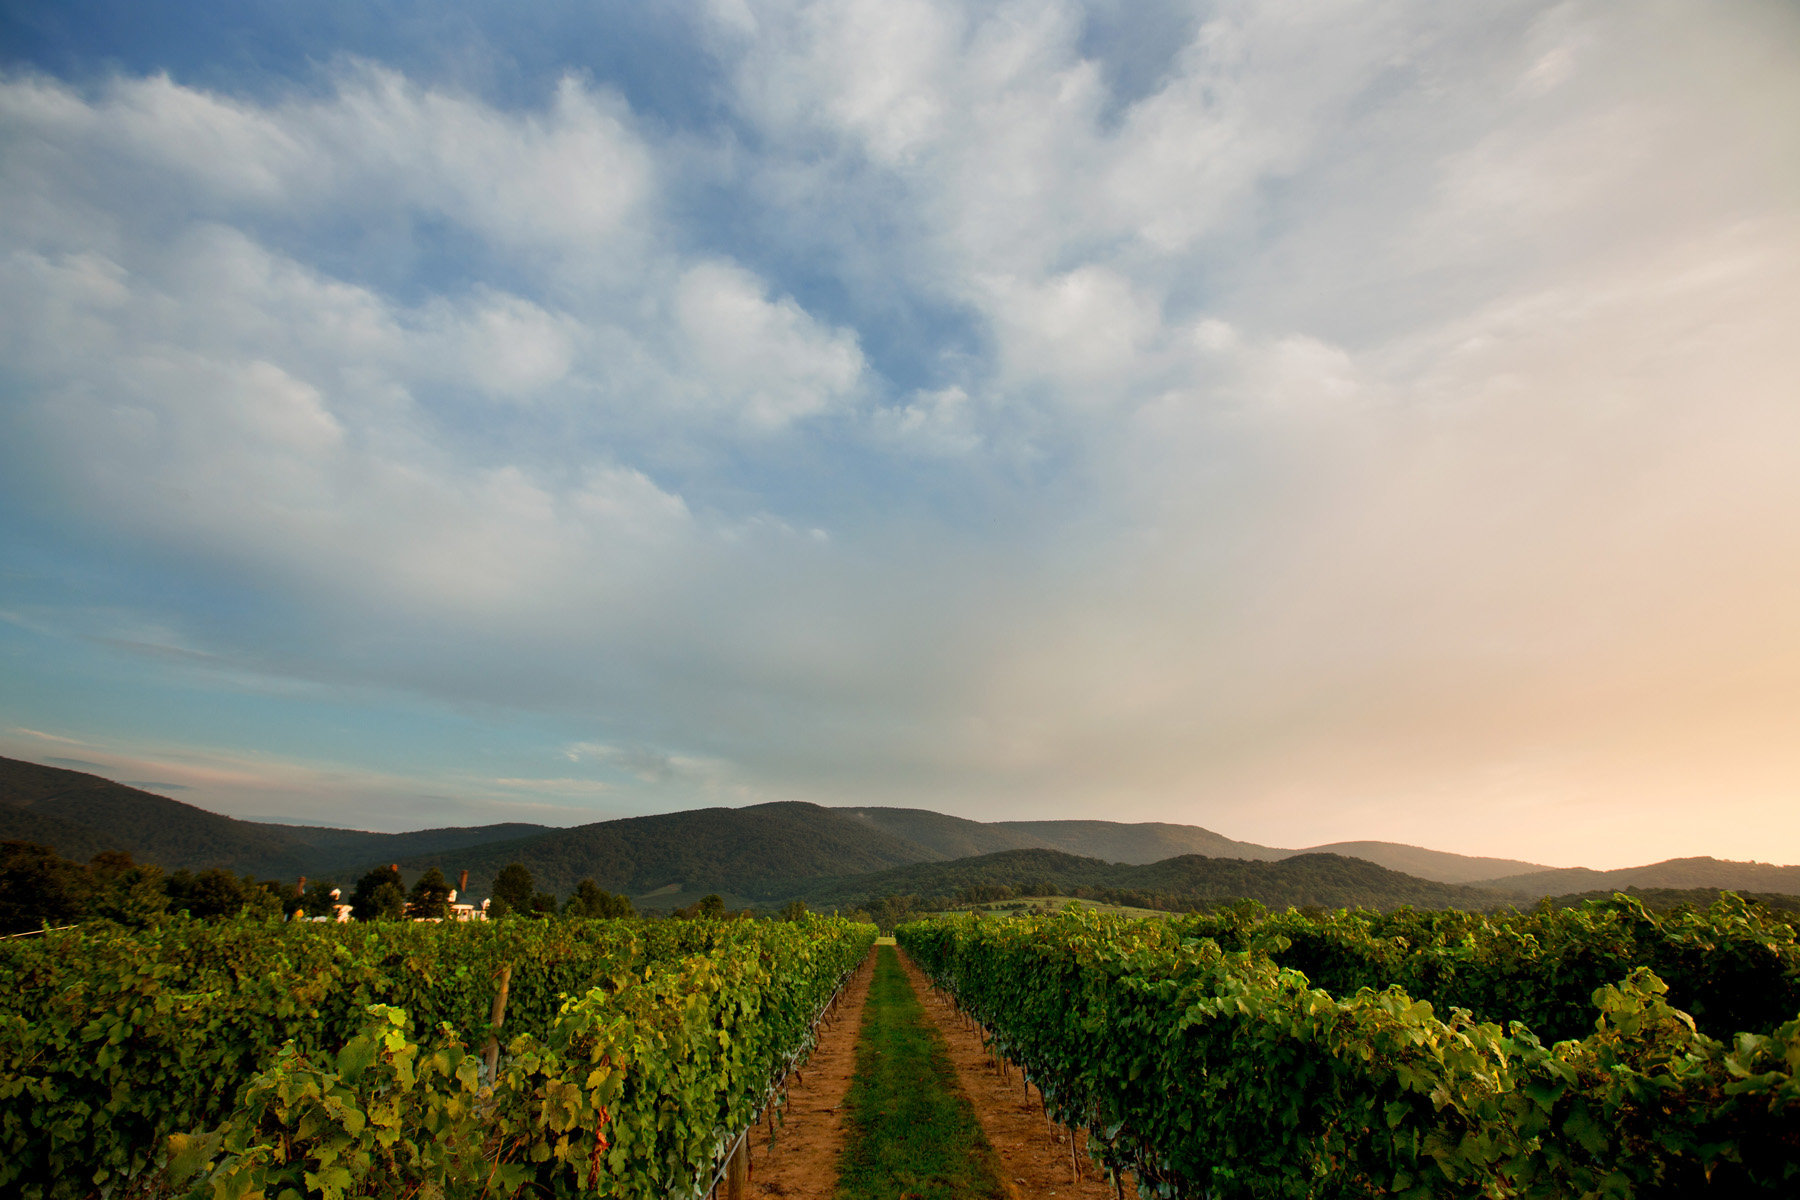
<box><xmin>833</xmin><ymin>945</ymin><xmax>1010</xmax><ymax>1200</ymax></box>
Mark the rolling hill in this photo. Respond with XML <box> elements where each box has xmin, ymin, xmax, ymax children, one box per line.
<box><xmin>1482</xmin><ymin>857</ymin><xmax>1800</xmax><ymax>897</ymax></box>
<box><xmin>1</xmin><ymin>755</ymin><xmax>314</xmax><ymax>876</ymax></box>
<box><xmin>7</xmin><ymin>755</ymin><xmax>1795</xmax><ymax>911</ymax></box>
<box><xmin>781</xmin><ymin>848</ymin><xmax>1514</xmax><ymax>912</ymax></box>
<box><xmin>1</xmin><ymin>756</ymin><xmax>548</xmax><ymax>880</ymax></box>
<box><xmin>248</xmin><ymin>821</ymin><xmax>552</xmax><ymax>878</ymax></box>
<box><xmin>839</xmin><ymin>811</ymin><xmax>1550</xmax><ymax>882</ymax></box>
<box><xmin>393</xmin><ymin>801</ymin><xmax>945</xmax><ymax>898</ymax></box>
<box><xmin>991</xmin><ymin>819</ymin><xmax>1284</xmax><ymax>864</ymax></box>
<box><xmin>1301</xmin><ymin>841</ymin><xmax>1548</xmax><ymax>885</ymax></box>
<box><xmin>835</xmin><ymin>806</ymin><xmax>1047</xmax><ymax>859</ymax></box>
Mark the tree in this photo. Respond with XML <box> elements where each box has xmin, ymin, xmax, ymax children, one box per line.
<box><xmin>698</xmin><ymin>893</ymin><xmax>726</xmax><ymax>918</ymax></box>
<box><xmin>0</xmin><ymin>841</ymin><xmax>89</xmax><ymax>935</ymax></box>
<box><xmin>166</xmin><ymin>869</ymin><xmax>247</xmax><ymax>919</ymax></box>
<box><xmin>349</xmin><ymin>866</ymin><xmax>406</xmax><ymax>922</ymax></box>
<box><xmin>527</xmin><ymin>892</ymin><xmax>559</xmax><ymax>918</ymax></box>
<box><xmin>406</xmin><ymin>867</ymin><xmax>453</xmax><ymax>920</ymax></box>
<box><xmin>86</xmin><ymin>851</ymin><xmax>168</xmax><ymax>927</ymax></box>
<box><xmin>565</xmin><ymin>879</ymin><xmax>634</xmax><ymax>919</ymax></box>
<box><xmin>490</xmin><ymin>863</ymin><xmax>534</xmax><ymax>919</ymax></box>
<box><xmin>779</xmin><ymin>899</ymin><xmax>809</xmax><ymax>922</ymax></box>
<box><xmin>299</xmin><ymin>879</ymin><xmax>343</xmax><ymax>918</ymax></box>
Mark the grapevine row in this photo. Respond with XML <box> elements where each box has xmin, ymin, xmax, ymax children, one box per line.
<box><xmin>0</xmin><ymin>915</ymin><xmax>875</xmax><ymax>1198</ymax></box>
<box><xmin>898</xmin><ymin>902</ymin><xmax>1799</xmax><ymax>1198</ymax></box>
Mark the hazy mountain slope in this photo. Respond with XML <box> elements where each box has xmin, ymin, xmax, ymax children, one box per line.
<box><xmin>397</xmin><ymin>801</ymin><xmax>943</xmax><ymax>898</ymax></box>
<box><xmin>787</xmin><ymin>848</ymin><xmax>1511</xmax><ymax>912</ymax></box>
<box><xmin>1482</xmin><ymin>857</ymin><xmax>1800</xmax><ymax>896</ymax></box>
<box><xmin>993</xmin><ymin>820</ymin><xmax>1555</xmax><ymax>883</ymax></box>
<box><xmin>993</xmin><ymin>819</ymin><xmax>1284</xmax><ymax>864</ymax></box>
<box><xmin>786</xmin><ymin>848</ymin><xmax>1113</xmax><ymax>906</ymax></box>
<box><xmin>1296</xmin><ymin>841</ymin><xmax>1547</xmax><ymax>884</ymax></box>
<box><xmin>1128</xmin><ymin>853</ymin><xmax>1512</xmax><ymax>911</ymax></box>
<box><xmin>0</xmin><ymin>757</ymin><xmax>554</xmax><ymax>881</ymax></box>
<box><xmin>0</xmin><ymin>755</ymin><xmax>312</xmax><ymax>875</ymax></box>
<box><xmin>834</xmin><ymin>806</ymin><xmax>1044</xmax><ymax>859</ymax></box>
<box><xmin>250</xmin><ymin>821</ymin><xmax>552</xmax><ymax>877</ymax></box>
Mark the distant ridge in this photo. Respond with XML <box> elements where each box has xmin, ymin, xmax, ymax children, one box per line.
<box><xmin>1299</xmin><ymin>841</ymin><xmax>1547</xmax><ymax>886</ymax></box>
<box><xmin>5</xmin><ymin>755</ymin><xmax>1795</xmax><ymax>909</ymax></box>
<box><xmin>396</xmin><ymin>802</ymin><xmax>942</xmax><ymax>898</ymax></box>
<box><xmin>1</xmin><ymin>755</ymin><xmax>314</xmax><ymax>876</ymax></box>
<box><xmin>992</xmin><ymin>819</ymin><xmax>1284</xmax><ymax>865</ymax></box>
<box><xmin>839</xmin><ymin>810</ymin><xmax>1550</xmax><ymax>883</ymax></box>
<box><xmin>837</xmin><ymin>807</ymin><xmax>1045</xmax><ymax>859</ymax></box>
<box><xmin>1482</xmin><ymin>857</ymin><xmax>1800</xmax><ymax>896</ymax></box>
<box><xmin>0</xmin><ymin>756</ymin><xmax>548</xmax><ymax>880</ymax></box>
<box><xmin>784</xmin><ymin>848</ymin><xmax>1512</xmax><ymax>913</ymax></box>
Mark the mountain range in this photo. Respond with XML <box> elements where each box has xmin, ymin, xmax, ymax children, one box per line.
<box><xmin>5</xmin><ymin>755</ymin><xmax>1797</xmax><ymax>910</ymax></box>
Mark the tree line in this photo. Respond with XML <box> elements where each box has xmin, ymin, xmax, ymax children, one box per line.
<box><xmin>0</xmin><ymin>841</ymin><xmax>635</xmax><ymax>933</ymax></box>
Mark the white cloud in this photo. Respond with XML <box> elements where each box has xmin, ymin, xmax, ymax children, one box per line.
<box><xmin>4</xmin><ymin>1</ymin><xmax>1800</xmax><ymax>864</ymax></box>
<box><xmin>673</xmin><ymin>260</ymin><xmax>866</xmax><ymax>427</ymax></box>
<box><xmin>564</xmin><ymin>741</ymin><xmax>730</xmax><ymax>786</ymax></box>
<box><xmin>875</xmin><ymin>385</ymin><xmax>979</xmax><ymax>455</ymax></box>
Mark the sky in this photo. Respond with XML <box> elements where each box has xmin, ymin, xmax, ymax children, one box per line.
<box><xmin>2</xmin><ymin>0</ymin><xmax>1797</xmax><ymax>869</ymax></box>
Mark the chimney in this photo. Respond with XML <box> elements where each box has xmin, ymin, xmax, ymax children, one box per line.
<box><xmin>458</xmin><ymin>869</ymin><xmax>469</xmax><ymax>893</ymax></box>
<box><xmin>295</xmin><ymin>875</ymin><xmax>307</xmax><ymax>897</ymax></box>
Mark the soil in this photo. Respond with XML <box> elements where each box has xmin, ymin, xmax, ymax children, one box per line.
<box><xmin>745</xmin><ymin>954</ymin><xmax>876</xmax><ymax>1199</ymax></box>
<box><xmin>739</xmin><ymin>948</ymin><xmax>1127</xmax><ymax>1200</ymax></box>
<box><xmin>897</xmin><ymin>952</ymin><xmax>1127</xmax><ymax>1200</ymax></box>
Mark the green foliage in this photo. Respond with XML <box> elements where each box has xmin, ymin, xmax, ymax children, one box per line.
<box><xmin>85</xmin><ymin>851</ymin><xmax>172</xmax><ymax>926</ymax></box>
<box><xmin>1177</xmin><ymin>892</ymin><xmax>1800</xmax><ymax>1043</ymax></box>
<box><xmin>899</xmin><ymin>902</ymin><xmax>1800</xmax><ymax>1198</ymax></box>
<box><xmin>0</xmin><ymin>841</ymin><xmax>94</xmax><ymax>933</ymax></box>
<box><xmin>406</xmin><ymin>867</ymin><xmax>453</xmax><ymax>920</ymax></box>
<box><xmin>490</xmin><ymin>863</ymin><xmax>535</xmax><ymax>919</ymax></box>
<box><xmin>1</xmin><ymin>843</ymin><xmax>172</xmax><ymax>932</ymax></box>
<box><xmin>0</xmin><ymin>915</ymin><xmax>874</xmax><ymax>1198</ymax></box>
<box><xmin>348</xmin><ymin>866</ymin><xmax>405</xmax><ymax>923</ymax></box>
<box><xmin>1547</xmin><ymin>885</ymin><xmax>1800</xmax><ymax>914</ymax></box>
<box><xmin>299</xmin><ymin>878</ymin><xmax>344</xmax><ymax>919</ymax></box>
<box><xmin>566</xmin><ymin>879</ymin><xmax>634</xmax><ymax>919</ymax></box>
<box><xmin>164</xmin><ymin>868</ymin><xmax>271</xmax><ymax>921</ymax></box>
<box><xmin>164</xmin><ymin>1005</ymin><xmax>501</xmax><ymax>1199</ymax></box>
<box><xmin>834</xmin><ymin>945</ymin><xmax>1009</xmax><ymax>1200</ymax></box>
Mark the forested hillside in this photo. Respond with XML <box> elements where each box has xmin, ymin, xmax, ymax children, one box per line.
<box><xmin>783</xmin><ymin>847</ymin><xmax>1513</xmax><ymax>912</ymax></box>
<box><xmin>396</xmin><ymin>801</ymin><xmax>944</xmax><ymax>897</ymax></box>
<box><xmin>1486</xmin><ymin>856</ymin><xmax>1800</xmax><ymax>896</ymax></box>
<box><xmin>0</xmin><ymin>757</ymin><xmax>549</xmax><ymax>880</ymax></box>
<box><xmin>8</xmin><ymin>756</ymin><xmax>1797</xmax><ymax>912</ymax></box>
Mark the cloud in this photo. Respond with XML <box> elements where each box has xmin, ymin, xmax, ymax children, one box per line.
<box><xmin>10</xmin><ymin>727</ymin><xmax>88</xmax><ymax>746</ymax></box>
<box><xmin>564</xmin><ymin>742</ymin><xmax>730</xmax><ymax>786</ymax></box>
<box><xmin>3</xmin><ymin>1</ymin><xmax>1799</xmax><ymax>865</ymax></box>
<box><xmin>672</xmin><ymin>260</ymin><xmax>867</xmax><ymax>427</ymax></box>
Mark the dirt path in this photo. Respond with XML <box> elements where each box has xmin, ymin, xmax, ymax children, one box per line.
<box><xmin>897</xmin><ymin>952</ymin><xmax>1124</xmax><ymax>1200</ymax></box>
<box><xmin>745</xmin><ymin>953</ymin><xmax>875</xmax><ymax>1199</ymax></box>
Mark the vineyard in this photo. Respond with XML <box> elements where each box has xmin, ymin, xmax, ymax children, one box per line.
<box><xmin>4</xmin><ymin>895</ymin><xmax>1797</xmax><ymax>1198</ymax></box>
<box><xmin>898</xmin><ymin>894</ymin><xmax>1800</xmax><ymax>1197</ymax></box>
<box><xmin>0</xmin><ymin>915</ymin><xmax>875</xmax><ymax>1198</ymax></box>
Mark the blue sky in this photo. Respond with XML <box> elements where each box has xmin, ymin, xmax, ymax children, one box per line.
<box><xmin>3</xmin><ymin>0</ymin><xmax>1798</xmax><ymax>867</ymax></box>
